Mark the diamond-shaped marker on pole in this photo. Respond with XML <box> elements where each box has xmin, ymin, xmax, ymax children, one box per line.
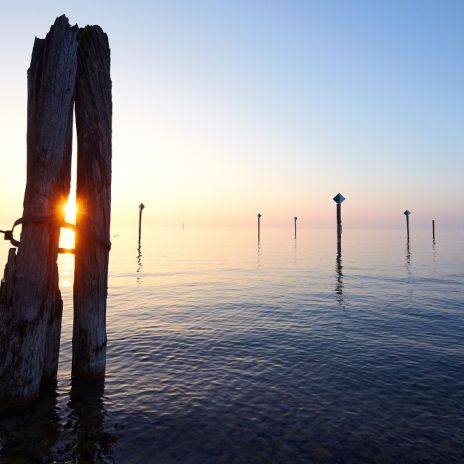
<box><xmin>404</xmin><ymin>210</ymin><xmax>411</xmax><ymax>216</ymax></box>
<box><xmin>333</xmin><ymin>193</ymin><xmax>345</xmax><ymax>251</ymax></box>
<box><xmin>333</xmin><ymin>193</ymin><xmax>345</xmax><ymax>204</ymax></box>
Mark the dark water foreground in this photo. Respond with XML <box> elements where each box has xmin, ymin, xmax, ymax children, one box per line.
<box><xmin>0</xmin><ymin>381</ymin><xmax>114</xmax><ymax>463</ymax></box>
<box><xmin>0</xmin><ymin>228</ymin><xmax>463</xmax><ymax>463</ymax></box>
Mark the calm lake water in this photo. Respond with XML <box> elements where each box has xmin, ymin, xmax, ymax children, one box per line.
<box><xmin>0</xmin><ymin>227</ymin><xmax>463</xmax><ymax>463</ymax></box>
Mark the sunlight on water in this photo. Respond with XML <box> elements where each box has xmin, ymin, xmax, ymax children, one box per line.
<box><xmin>58</xmin><ymin>253</ymin><xmax>74</xmax><ymax>288</ymax></box>
<box><xmin>59</xmin><ymin>227</ymin><xmax>75</xmax><ymax>251</ymax></box>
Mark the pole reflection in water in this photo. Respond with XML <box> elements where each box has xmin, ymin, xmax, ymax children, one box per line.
<box><xmin>293</xmin><ymin>237</ymin><xmax>297</xmax><ymax>266</ymax></box>
<box><xmin>335</xmin><ymin>248</ymin><xmax>344</xmax><ymax>306</ymax></box>
<box><xmin>405</xmin><ymin>239</ymin><xmax>412</xmax><ymax>277</ymax></box>
<box><xmin>137</xmin><ymin>242</ymin><xmax>143</xmax><ymax>284</ymax></box>
<box><xmin>337</xmin><ymin>204</ymin><xmax>342</xmax><ymax>256</ymax></box>
<box><xmin>432</xmin><ymin>224</ymin><xmax>437</xmax><ymax>264</ymax></box>
<box><xmin>68</xmin><ymin>379</ymin><xmax>115</xmax><ymax>463</ymax></box>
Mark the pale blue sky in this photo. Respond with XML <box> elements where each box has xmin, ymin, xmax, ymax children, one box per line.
<box><xmin>0</xmin><ymin>1</ymin><xmax>463</xmax><ymax>228</ymax></box>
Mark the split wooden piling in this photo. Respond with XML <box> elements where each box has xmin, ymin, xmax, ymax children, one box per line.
<box><xmin>72</xmin><ymin>25</ymin><xmax>112</xmax><ymax>381</ymax></box>
<box><xmin>0</xmin><ymin>16</ymin><xmax>112</xmax><ymax>410</ymax></box>
<box><xmin>0</xmin><ymin>16</ymin><xmax>78</xmax><ymax>408</ymax></box>
<box><xmin>257</xmin><ymin>213</ymin><xmax>262</xmax><ymax>242</ymax></box>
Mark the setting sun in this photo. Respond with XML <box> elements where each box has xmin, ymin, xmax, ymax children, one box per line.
<box><xmin>64</xmin><ymin>198</ymin><xmax>78</xmax><ymax>222</ymax></box>
<box><xmin>60</xmin><ymin>197</ymin><xmax>77</xmax><ymax>251</ymax></box>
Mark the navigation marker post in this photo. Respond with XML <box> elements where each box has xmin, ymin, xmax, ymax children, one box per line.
<box><xmin>404</xmin><ymin>210</ymin><xmax>411</xmax><ymax>241</ymax></box>
<box><xmin>333</xmin><ymin>193</ymin><xmax>345</xmax><ymax>253</ymax></box>
<box><xmin>138</xmin><ymin>203</ymin><xmax>145</xmax><ymax>244</ymax></box>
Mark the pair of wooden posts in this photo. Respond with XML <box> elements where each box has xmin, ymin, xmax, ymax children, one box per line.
<box><xmin>0</xmin><ymin>16</ymin><xmax>112</xmax><ymax>409</ymax></box>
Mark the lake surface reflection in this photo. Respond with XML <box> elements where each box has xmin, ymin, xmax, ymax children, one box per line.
<box><xmin>0</xmin><ymin>227</ymin><xmax>463</xmax><ymax>463</ymax></box>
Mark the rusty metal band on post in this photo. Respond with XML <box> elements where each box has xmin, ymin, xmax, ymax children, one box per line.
<box><xmin>0</xmin><ymin>216</ymin><xmax>111</xmax><ymax>253</ymax></box>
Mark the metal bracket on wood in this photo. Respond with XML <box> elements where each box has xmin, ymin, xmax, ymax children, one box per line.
<box><xmin>0</xmin><ymin>216</ymin><xmax>111</xmax><ymax>254</ymax></box>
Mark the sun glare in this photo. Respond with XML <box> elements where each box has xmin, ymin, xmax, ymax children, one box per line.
<box><xmin>64</xmin><ymin>199</ymin><xmax>78</xmax><ymax>222</ymax></box>
<box><xmin>60</xmin><ymin>198</ymin><xmax>77</xmax><ymax>251</ymax></box>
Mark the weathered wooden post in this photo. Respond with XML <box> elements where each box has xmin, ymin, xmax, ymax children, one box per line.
<box><xmin>294</xmin><ymin>217</ymin><xmax>297</xmax><ymax>239</ymax></box>
<box><xmin>432</xmin><ymin>219</ymin><xmax>436</xmax><ymax>241</ymax></box>
<box><xmin>257</xmin><ymin>213</ymin><xmax>262</xmax><ymax>242</ymax></box>
<box><xmin>0</xmin><ymin>16</ymin><xmax>77</xmax><ymax>408</ymax></box>
<box><xmin>72</xmin><ymin>25</ymin><xmax>112</xmax><ymax>381</ymax></box>
<box><xmin>404</xmin><ymin>210</ymin><xmax>411</xmax><ymax>241</ymax></box>
<box><xmin>138</xmin><ymin>203</ymin><xmax>145</xmax><ymax>244</ymax></box>
<box><xmin>333</xmin><ymin>193</ymin><xmax>345</xmax><ymax>253</ymax></box>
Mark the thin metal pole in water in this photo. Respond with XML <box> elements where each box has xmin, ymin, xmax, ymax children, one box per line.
<box><xmin>138</xmin><ymin>203</ymin><xmax>145</xmax><ymax>243</ymax></box>
<box><xmin>333</xmin><ymin>193</ymin><xmax>345</xmax><ymax>253</ymax></box>
<box><xmin>257</xmin><ymin>213</ymin><xmax>262</xmax><ymax>242</ymax></box>
<box><xmin>404</xmin><ymin>210</ymin><xmax>411</xmax><ymax>241</ymax></box>
<box><xmin>294</xmin><ymin>216</ymin><xmax>297</xmax><ymax>239</ymax></box>
<box><xmin>432</xmin><ymin>219</ymin><xmax>435</xmax><ymax>241</ymax></box>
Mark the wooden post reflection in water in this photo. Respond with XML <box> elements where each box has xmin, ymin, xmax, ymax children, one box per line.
<box><xmin>405</xmin><ymin>238</ymin><xmax>412</xmax><ymax>277</ymax></box>
<box><xmin>335</xmin><ymin>249</ymin><xmax>344</xmax><ymax>305</ymax></box>
<box><xmin>70</xmin><ymin>378</ymin><xmax>115</xmax><ymax>461</ymax></box>
<box><xmin>137</xmin><ymin>204</ymin><xmax>143</xmax><ymax>282</ymax></box>
<box><xmin>136</xmin><ymin>242</ymin><xmax>143</xmax><ymax>284</ymax></box>
<box><xmin>0</xmin><ymin>388</ymin><xmax>60</xmax><ymax>460</ymax></box>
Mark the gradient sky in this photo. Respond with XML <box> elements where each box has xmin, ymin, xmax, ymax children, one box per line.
<box><xmin>0</xmin><ymin>1</ymin><xmax>463</xmax><ymax>229</ymax></box>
